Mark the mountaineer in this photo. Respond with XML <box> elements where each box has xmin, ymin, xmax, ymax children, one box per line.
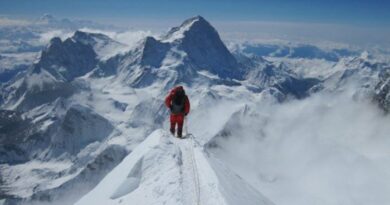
<box><xmin>165</xmin><ymin>86</ymin><xmax>190</xmax><ymax>138</ymax></box>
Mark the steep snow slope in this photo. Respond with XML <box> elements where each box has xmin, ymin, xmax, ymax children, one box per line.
<box><xmin>76</xmin><ymin>129</ymin><xmax>274</xmax><ymax>205</ymax></box>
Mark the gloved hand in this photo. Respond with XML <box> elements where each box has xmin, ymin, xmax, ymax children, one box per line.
<box><xmin>184</xmin><ymin>113</ymin><xmax>188</xmax><ymax>116</ymax></box>
<box><xmin>169</xmin><ymin>105</ymin><xmax>173</xmax><ymax>112</ymax></box>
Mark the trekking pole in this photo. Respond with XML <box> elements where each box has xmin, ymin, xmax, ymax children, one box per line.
<box><xmin>184</xmin><ymin>116</ymin><xmax>188</xmax><ymax>136</ymax></box>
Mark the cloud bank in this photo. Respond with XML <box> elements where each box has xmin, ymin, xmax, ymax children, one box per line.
<box><xmin>208</xmin><ymin>85</ymin><xmax>390</xmax><ymax>205</ymax></box>
<box><xmin>215</xmin><ymin>20</ymin><xmax>390</xmax><ymax>50</ymax></box>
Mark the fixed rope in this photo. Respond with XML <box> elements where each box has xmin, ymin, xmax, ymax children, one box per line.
<box><xmin>185</xmin><ymin>117</ymin><xmax>201</xmax><ymax>205</ymax></box>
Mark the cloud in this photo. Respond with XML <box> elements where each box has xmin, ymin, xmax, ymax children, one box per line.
<box><xmin>79</xmin><ymin>28</ymin><xmax>154</xmax><ymax>48</ymax></box>
<box><xmin>34</xmin><ymin>28</ymin><xmax>155</xmax><ymax>50</ymax></box>
<box><xmin>38</xmin><ymin>30</ymin><xmax>74</xmax><ymax>45</ymax></box>
<box><xmin>206</xmin><ymin>84</ymin><xmax>390</xmax><ymax>205</ymax></box>
<box><xmin>215</xmin><ymin>20</ymin><xmax>390</xmax><ymax>50</ymax></box>
<box><xmin>0</xmin><ymin>17</ymin><xmax>29</xmax><ymax>26</ymax></box>
<box><xmin>112</xmin><ymin>30</ymin><xmax>154</xmax><ymax>47</ymax></box>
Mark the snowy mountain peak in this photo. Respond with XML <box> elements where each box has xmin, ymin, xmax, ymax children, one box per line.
<box><xmin>178</xmin><ymin>15</ymin><xmax>209</xmax><ymax>32</ymax></box>
<box><xmin>48</xmin><ymin>36</ymin><xmax>62</xmax><ymax>48</ymax></box>
<box><xmin>107</xmin><ymin>16</ymin><xmax>241</xmax><ymax>83</ymax></box>
<box><xmin>72</xmin><ymin>30</ymin><xmax>110</xmax><ymax>45</ymax></box>
<box><xmin>162</xmin><ymin>15</ymin><xmax>240</xmax><ymax>79</ymax></box>
<box><xmin>140</xmin><ymin>36</ymin><xmax>170</xmax><ymax>67</ymax></box>
<box><xmin>163</xmin><ymin>15</ymin><xmax>215</xmax><ymax>42</ymax></box>
<box><xmin>143</xmin><ymin>36</ymin><xmax>161</xmax><ymax>48</ymax></box>
<box><xmin>71</xmin><ymin>30</ymin><xmax>128</xmax><ymax>60</ymax></box>
<box><xmin>185</xmin><ymin>15</ymin><xmax>206</xmax><ymax>24</ymax></box>
<box><xmin>36</xmin><ymin>34</ymin><xmax>98</xmax><ymax>81</ymax></box>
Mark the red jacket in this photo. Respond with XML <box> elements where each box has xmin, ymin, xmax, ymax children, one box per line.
<box><xmin>165</xmin><ymin>86</ymin><xmax>190</xmax><ymax>115</ymax></box>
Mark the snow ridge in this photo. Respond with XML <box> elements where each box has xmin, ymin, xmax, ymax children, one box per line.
<box><xmin>76</xmin><ymin>129</ymin><xmax>274</xmax><ymax>205</ymax></box>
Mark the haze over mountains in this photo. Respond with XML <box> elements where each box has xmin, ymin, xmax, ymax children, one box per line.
<box><xmin>1</xmin><ymin>15</ymin><xmax>390</xmax><ymax>205</ymax></box>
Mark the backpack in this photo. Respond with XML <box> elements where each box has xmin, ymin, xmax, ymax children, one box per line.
<box><xmin>171</xmin><ymin>89</ymin><xmax>186</xmax><ymax>114</ymax></box>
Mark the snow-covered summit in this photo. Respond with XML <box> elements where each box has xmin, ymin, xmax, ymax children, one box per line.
<box><xmin>31</xmin><ymin>30</ymin><xmax>125</xmax><ymax>81</ymax></box>
<box><xmin>95</xmin><ymin>15</ymin><xmax>242</xmax><ymax>87</ymax></box>
<box><xmin>0</xmin><ymin>31</ymin><xmax>116</xmax><ymax>111</ymax></box>
<box><xmin>72</xmin><ymin>30</ymin><xmax>112</xmax><ymax>45</ymax></box>
<box><xmin>162</xmin><ymin>16</ymin><xmax>240</xmax><ymax>79</ymax></box>
<box><xmin>72</xmin><ymin>31</ymin><xmax>128</xmax><ymax>60</ymax></box>
<box><xmin>163</xmin><ymin>15</ymin><xmax>210</xmax><ymax>42</ymax></box>
<box><xmin>38</xmin><ymin>34</ymin><xmax>98</xmax><ymax>82</ymax></box>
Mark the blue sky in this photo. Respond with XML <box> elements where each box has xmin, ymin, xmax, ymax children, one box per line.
<box><xmin>1</xmin><ymin>0</ymin><xmax>389</xmax><ymax>48</ymax></box>
<box><xmin>1</xmin><ymin>0</ymin><xmax>389</xmax><ymax>26</ymax></box>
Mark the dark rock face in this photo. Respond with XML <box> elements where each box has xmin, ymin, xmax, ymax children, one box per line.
<box><xmin>37</xmin><ymin>36</ymin><xmax>98</xmax><ymax>81</ymax></box>
<box><xmin>72</xmin><ymin>31</ymin><xmax>110</xmax><ymax>47</ymax></box>
<box><xmin>374</xmin><ymin>69</ymin><xmax>390</xmax><ymax>113</ymax></box>
<box><xmin>0</xmin><ymin>110</ymin><xmax>36</xmax><ymax>164</ymax></box>
<box><xmin>176</xmin><ymin>16</ymin><xmax>240</xmax><ymax>79</ymax></box>
<box><xmin>0</xmin><ymin>110</ymin><xmax>27</xmax><ymax>139</ymax></box>
<box><xmin>112</xmin><ymin>100</ymin><xmax>128</xmax><ymax>112</ymax></box>
<box><xmin>141</xmin><ymin>37</ymin><xmax>170</xmax><ymax>68</ymax></box>
<box><xmin>277</xmin><ymin>77</ymin><xmax>322</xmax><ymax>99</ymax></box>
